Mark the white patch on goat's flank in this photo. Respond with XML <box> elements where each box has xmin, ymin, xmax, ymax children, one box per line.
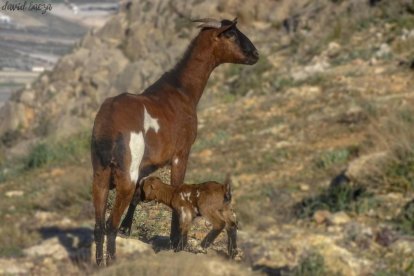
<box><xmin>173</xmin><ymin>157</ymin><xmax>179</xmax><ymax>165</ymax></box>
<box><xmin>180</xmin><ymin>193</ymin><xmax>185</xmax><ymax>201</ymax></box>
<box><xmin>143</xmin><ymin>106</ymin><xmax>160</xmax><ymax>133</ymax></box>
<box><xmin>129</xmin><ymin>132</ymin><xmax>145</xmax><ymax>184</ymax></box>
<box><xmin>196</xmin><ymin>190</ymin><xmax>200</xmax><ymax>198</ymax></box>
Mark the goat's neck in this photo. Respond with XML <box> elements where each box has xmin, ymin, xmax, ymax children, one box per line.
<box><xmin>173</xmin><ymin>36</ymin><xmax>217</xmax><ymax>107</ymax></box>
<box><xmin>155</xmin><ymin>184</ymin><xmax>174</xmax><ymax>207</ymax></box>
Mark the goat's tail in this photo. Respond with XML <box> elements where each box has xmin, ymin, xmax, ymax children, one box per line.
<box><xmin>224</xmin><ymin>173</ymin><xmax>232</xmax><ymax>203</ymax></box>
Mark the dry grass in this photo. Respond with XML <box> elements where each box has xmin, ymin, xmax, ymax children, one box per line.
<box><xmin>97</xmin><ymin>251</ymin><xmax>253</xmax><ymax>276</ymax></box>
<box><xmin>362</xmin><ymin>103</ymin><xmax>414</xmax><ymax>193</ymax></box>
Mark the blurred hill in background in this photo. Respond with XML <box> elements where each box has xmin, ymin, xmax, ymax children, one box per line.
<box><xmin>0</xmin><ymin>0</ymin><xmax>413</xmax><ymax>275</ymax></box>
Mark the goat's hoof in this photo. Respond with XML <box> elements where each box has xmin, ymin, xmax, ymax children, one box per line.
<box><xmin>170</xmin><ymin>239</ymin><xmax>179</xmax><ymax>250</ymax></box>
<box><xmin>231</xmin><ymin>249</ymin><xmax>243</xmax><ymax>261</ymax></box>
<box><xmin>106</xmin><ymin>255</ymin><xmax>116</xmax><ymax>266</ymax></box>
<box><xmin>118</xmin><ymin>226</ymin><xmax>131</xmax><ymax>237</ymax></box>
<box><xmin>96</xmin><ymin>257</ymin><xmax>104</xmax><ymax>267</ymax></box>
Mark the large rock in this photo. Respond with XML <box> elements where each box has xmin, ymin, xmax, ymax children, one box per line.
<box><xmin>24</xmin><ymin>237</ymin><xmax>70</xmax><ymax>260</ymax></box>
<box><xmin>239</xmin><ymin>226</ymin><xmax>371</xmax><ymax>276</ymax></box>
<box><xmin>345</xmin><ymin>152</ymin><xmax>388</xmax><ymax>182</ymax></box>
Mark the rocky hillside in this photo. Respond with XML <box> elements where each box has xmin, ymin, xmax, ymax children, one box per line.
<box><xmin>0</xmin><ymin>0</ymin><xmax>276</xmax><ymax>155</ymax></box>
<box><xmin>0</xmin><ymin>0</ymin><xmax>414</xmax><ymax>275</ymax></box>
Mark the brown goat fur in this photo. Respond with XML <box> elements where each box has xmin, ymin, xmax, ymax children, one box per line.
<box><xmin>142</xmin><ymin>176</ymin><xmax>238</xmax><ymax>257</ymax></box>
<box><xmin>91</xmin><ymin>18</ymin><xmax>258</xmax><ymax>265</ymax></box>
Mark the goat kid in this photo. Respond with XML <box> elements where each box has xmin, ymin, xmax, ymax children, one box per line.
<box><xmin>142</xmin><ymin>176</ymin><xmax>238</xmax><ymax>258</ymax></box>
<box><xmin>91</xmin><ymin>18</ymin><xmax>258</xmax><ymax>265</ymax></box>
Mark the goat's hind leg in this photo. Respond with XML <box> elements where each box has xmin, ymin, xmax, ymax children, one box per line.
<box><xmin>92</xmin><ymin>168</ymin><xmax>110</xmax><ymax>266</ymax></box>
<box><xmin>201</xmin><ymin>211</ymin><xmax>225</xmax><ymax>249</ymax></box>
<box><xmin>106</xmin><ymin>169</ymin><xmax>135</xmax><ymax>264</ymax></box>
<box><xmin>224</xmin><ymin>208</ymin><xmax>238</xmax><ymax>258</ymax></box>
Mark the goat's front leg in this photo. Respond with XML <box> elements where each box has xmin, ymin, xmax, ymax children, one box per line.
<box><xmin>170</xmin><ymin>152</ymin><xmax>189</xmax><ymax>248</ymax></box>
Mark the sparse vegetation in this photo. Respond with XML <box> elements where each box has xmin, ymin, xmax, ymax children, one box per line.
<box><xmin>25</xmin><ymin>131</ymin><xmax>90</xmax><ymax>170</ymax></box>
<box><xmin>0</xmin><ymin>224</ymin><xmax>40</xmax><ymax>258</ymax></box>
<box><xmin>295</xmin><ymin>181</ymin><xmax>371</xmax><ymax>218</ymax></box>
<box><xmin>226</xmin><ymin>57</ymin><xmax>273</xmax><ymax>96</ymax></box>
<box><xmin>191</xmin><ymin>129</ymin><xmax>229</xmax><ymax>152</ymax></box>
<box><xmin>374</xmin><ymin>251</ymin><xmax>414</xmax><ymax>276</ymax></box>
<box><xmin>284</xmin><ymin>251</ymin><xmax>340</xmax><ymax>276</ymax></box>
<box><xmin>394</xmin><ymin>200</ymin><xmax>414</xmax><ymax>235</ymax></box>
<box><xmin>363</xmin><ymin>107</ymin><xmax>414</xmax><ymax>193</ymax></box>
<box><xmin>314</xmin><ymin>148</ymin><xmax>352</xmax><ymax>169</ymax></box>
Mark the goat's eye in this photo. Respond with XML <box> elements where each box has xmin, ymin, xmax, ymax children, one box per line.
<box><xmin>225</xmin><ymin>30</ymin><xmax>237</xmax><ymax>40</ymax></box>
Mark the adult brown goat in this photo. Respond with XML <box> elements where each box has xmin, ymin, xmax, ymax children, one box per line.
<box><xmin>91</xmin><ymin>18</ymin><xmax>258</xmax><ymax>265</ymax></box>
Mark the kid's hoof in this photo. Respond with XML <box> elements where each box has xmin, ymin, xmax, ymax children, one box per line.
<box><xmin>118</xmin><ymin>226</ymin><xmax>131</xmax><ymax>237</ymax></box>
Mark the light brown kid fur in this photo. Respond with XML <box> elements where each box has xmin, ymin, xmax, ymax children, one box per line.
<box><xmin>142</xmin><ymin>176</ymin><xmax>237</xmax><ymax>258</ymax></box>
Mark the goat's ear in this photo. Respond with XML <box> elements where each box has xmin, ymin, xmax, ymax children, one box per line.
<box><xmin>216</xmin><ymin>18</ymin><xmax>237</xmax><ymax>36</ymax></box>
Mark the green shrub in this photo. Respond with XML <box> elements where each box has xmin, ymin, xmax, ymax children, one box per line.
<box><xmin>295</xmin><ymin>180</ymin><xmax>370</xmax><ymax>218</ymax></box>
<box><xmin>315</xmin><ymin>148</ymin><xmax>352</xmax><ymax>169</ymax></box>
<box><xmin>25</xmin><ymin>143</ymin><xmax>55</xmax><ymax>169</ymax></box>
<box><xmin>384</xmin><ymin>155</ymin><xmax>414</xmax><ymax>193</ymax></box>
<box><xmin>394</xmin><ymin>200</ymin><xmax>414</xmax><ymax>235</ymax></box>
<box><xmin>25</xmin><ymin>132</ymin><xmax>90</xmax><ymax>170</ymax></box>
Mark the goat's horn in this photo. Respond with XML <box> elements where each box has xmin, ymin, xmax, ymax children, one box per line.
<box><xmin>192</xmin><ymin>18</ymin><xmax>220</xmax><ymax>23</ymax></box>
<box><xmin>192</xmin><ymin>18</ymin><xmax>222</xmax><ymax>29</ymax></box>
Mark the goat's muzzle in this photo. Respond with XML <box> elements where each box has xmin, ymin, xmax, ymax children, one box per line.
<box><xmin>245</xmin><ymin>50</ymin><xmax>259</xmax><ymax>65</ymax></box>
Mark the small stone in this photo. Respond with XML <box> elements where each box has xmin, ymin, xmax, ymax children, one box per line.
<box><xmin>391</xmin><ymin>239</ymin><xmax>414</xmax><ymax>254</ymax></box>
<box><xmin>300</xmin><ymin>184</ymin><xmax>310</xmax><ymax>191</ymax></box>
<box><xmin>34</xmin><ymin>211</ymin><xmax>56</xmax><ymax>222</ymax></box>
<box><xmin>327</xmin><ymin>225</ymin><xmax>342</xmax><ymax>233</ymax></box>
<box><xmin>198</xmin><ymin>149</ymin><xmax>213</xmax><ymax>158</ymax></box>
<box><xmin>50</xmin><ymin>168</ymin><xmax>65</xmax><ymax>177</ymax></box>
<box><xmin>328</xmin><ymin>211</ymin><xmax>351</xmax><ymax>225</ymax></box>
<box><xmin>327</xmin><ymin>42</ymin><xmax>341</xmax><ymax>57</ymax></box>
<box><xmin>5</xmin><ymin>190</ymin><xmax>24</xmax><ymax>197</ymax></box>
<box><xmin>375</xmin><ymin>228</ymin><xmax>397</xmax><ymax>247</ymax></box>
<box><xmin>375</xmin><ymin>43</ymin><xmax>391</xmax><ymax>58</ymax></box>
<box><xmin>313</xmin><ymin>210</ymin><xmax>331</xmax><ymax>224</ymax></box>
